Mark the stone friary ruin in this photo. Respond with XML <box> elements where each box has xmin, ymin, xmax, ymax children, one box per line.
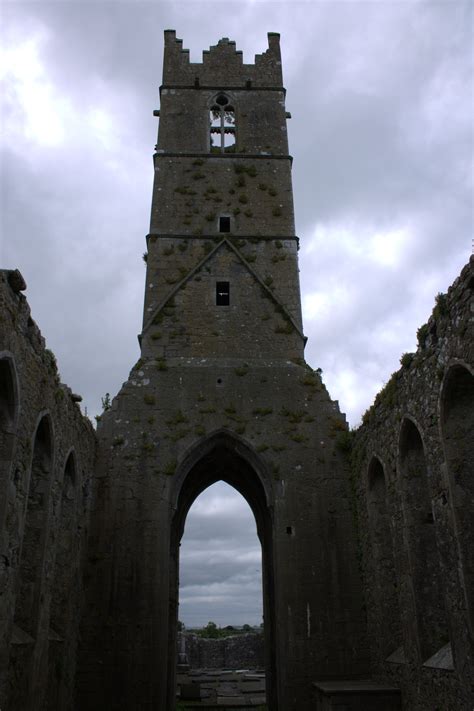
<box><xmin>0</xmin><ymin>31</ymin><xmax>473</xmax><ymax>710</ymax></box>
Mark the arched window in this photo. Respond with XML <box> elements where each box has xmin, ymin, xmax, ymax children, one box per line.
<box><xmin>367</xmin><ymin>456</ymin><xmax>401</xmax><ymax>658</ymax></box>
<box><xmin>210</xmin><ymin>94</ymin><xmax>236</xmax><ymax>153</ymax></box>
<box><xmin>398</xmin><ymin>418</ymin><xmax>449</xmax><ymax>661</ymax></box>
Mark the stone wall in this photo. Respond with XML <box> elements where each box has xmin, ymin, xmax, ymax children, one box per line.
<box><xmin>0</xmin><ymin>269</ymin><xmax>97</xmax><ymax>711</ymax></box>
<box><xmin>352</xmin><ymin>256</ymin><xmax>474</xmax><ymax>710</ymax></box>
<box><xmin>162</xmin><ymin>31</ymin><xmax>283</xmax><ymax>88</ymax></box>
<box><xmin>179</xmin><ymin>632</ymin><xmax>264</xmax><ymax>670</ymax></box>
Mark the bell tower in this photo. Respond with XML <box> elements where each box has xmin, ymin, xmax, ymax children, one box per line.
<box><xmin>141</xmin><ymin>31</ymin><xmax>304</xmax><ymax>366</ymax></box>
<box><xmin>79</xmin><ymin>32</ymin><xmax>368</xmax><ymax>711</ymax></box>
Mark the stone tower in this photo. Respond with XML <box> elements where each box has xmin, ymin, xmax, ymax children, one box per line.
<box><xmin>78</xmin><ymin>32</ymin><xmax>368</xmax><ymax>711</ymax></box>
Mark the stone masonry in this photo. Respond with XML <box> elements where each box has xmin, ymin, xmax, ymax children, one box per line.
<box><xmin>353</xmin><ymin>258</ymin><xmax>474</xmax><ymax>710</ymax></box>
<box><xmin>0</xmin><ymin>31</ymin><xmax>472</xmax><ymax>711</ymax></box>
<box><xmin>77</xmin><ymin>32</ymin><xmax>368</xmax><ymax>711</ymax></box>
<box><xmin>0</xmin><ymin>270</ymin><xmax>96</xmax><ymax>711</ymax></box>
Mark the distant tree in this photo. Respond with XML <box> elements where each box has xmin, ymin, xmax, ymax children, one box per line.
<box><xmin>177</xmin><ymin>620</ymin><xmax>184</xmax><ymax>631</ymax></box>
<box><xmin>201</xmin><ymin>621</ymin><xmax>219</xmax><ymax>638</ymax></box>
<box><xmin>101</xmin><ymin>393</ymin><xmax>111</xmax><ymax>411</ymax></box>
<box><xmin>242</xmin><ymin>624</ymin><xmax>252</xmax><ymax>632</ymax></box>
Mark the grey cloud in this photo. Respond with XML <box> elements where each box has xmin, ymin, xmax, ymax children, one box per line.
<box><xmin>3</xmin><ymin>0</ymin><xmax>471</xmax><ymax>622</ymax></box>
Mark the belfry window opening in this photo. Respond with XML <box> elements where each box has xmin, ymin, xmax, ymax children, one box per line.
<box><xmin>210</xmin><ymin>94</ymin><xmax>236</xmax><ymax>153</ymax></box>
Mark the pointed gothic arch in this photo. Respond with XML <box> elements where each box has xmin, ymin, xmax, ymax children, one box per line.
<box><xmin>366</xmin><ymin>455</ymin><xmax>401</xmax><ymax>657</ymax></box>
<box><xmin>46</xmin><ymin>449</ymin><xmax>78</xmax><ymax>710</ymax></box>
<box><xmin>167</xmin><ymin>430</ymin><xmax>277</xmax><ymax>709</ymax></box>
<box><xmin>15</xmin><ymin>412</ymin><xmax>54</xmax><ymax>635</ymax></box>
<box><xmin>0</xmin><ymin>354</ymin><xmax>20</xmax><ymax>530</ymax></box>
<box><xmin>440</xmin><ymin>362</ymin><xmax>474</xmax><ymax>632</ymax></box>
<box><xmin>398</xmin><ymin>417</ymin><xmax>449</xmax><ymax>661</ymax></box>
<box><xmin>8</xmin><ymin>413</ymin><xmax>54</xmax><ymax>709</ymax></box>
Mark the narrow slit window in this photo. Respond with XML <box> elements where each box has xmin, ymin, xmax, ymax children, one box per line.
<box><xmin>216</xmin><ymin>281</ymin><xmax>230</xmax><ymax>306</ymax></box>
<box><xmin>219</xmin><ymin>216</ymin><xmax>230</xmax><ymax>233</ymax></box>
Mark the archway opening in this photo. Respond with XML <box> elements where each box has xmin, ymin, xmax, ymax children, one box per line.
<box><xmin>0</xmin><ymin>356</ymin><xmax>18</xmax><ymax>531</ymax></box>
<box><xmin>8</xmin><ymin>415</ymin><xmax>53</xmax><ymax>709</ymax></box>
<box><xmin>0</xmin><ymin>358</ymin><xmax>17</xmax><ymax>428</ymax></box>
<box><xmin>440</xmin><ymin>364</ymin><xmax>474</xmax><ymax>630</ymax></box>
<box><xmin>399</xmin><ymin>418</ymin><xmax>449</xmax><ymax>660</ymax></box>
<box><xmin>46</xmin><ymin>450</ymin><xmax>78</xmax><ymax>710</ymax></box>
<box><xmin>15</xmin><ymin>415</ymin><xmax>53</xmax><ymax>635</ymax></box>
<box><xmin>179</xmin><ymin>481</ymin><xmax>263</xmax><ymax>676</ymax></box>
<box><xmin>167</xmin><ymin>434</ymin><xmax>276</xmax><ymax>709</ymax></box>
<box><xmin>367</xmin><ymin>456</ymin><xmax>401</xmax><ymax>658</ymax></box>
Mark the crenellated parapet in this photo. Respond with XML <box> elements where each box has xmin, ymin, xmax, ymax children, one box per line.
<box><xmin>162</xmin><ymin>30</ymin><xmax>283</xmax><ymax>88</ymax></box>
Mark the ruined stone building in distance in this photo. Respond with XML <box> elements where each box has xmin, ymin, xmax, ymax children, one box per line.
<box><xmin>0</xmin><ymin>30</ymin><xmax>473</xmax><ymax>711</ymax></box>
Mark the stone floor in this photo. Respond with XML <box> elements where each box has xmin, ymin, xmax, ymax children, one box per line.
<box><xmin>176</xmin><ymin>669</ymin><xmax>266</xmax><ymax>709</ymax></box>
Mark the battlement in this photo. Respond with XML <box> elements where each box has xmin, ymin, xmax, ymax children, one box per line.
<box><xmin>162</xmin><ymin>30</ymin><xmax>283</xmax><ymax>87</ymax></box>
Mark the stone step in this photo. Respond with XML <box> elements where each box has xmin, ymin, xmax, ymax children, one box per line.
<box><xmin>312</xmin><ymin>679</ymin><xmax>401</xmax><ymax>711</ymax></box>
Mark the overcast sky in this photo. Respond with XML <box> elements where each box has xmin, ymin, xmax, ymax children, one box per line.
<box><xmin>2</xmin><ymin>0</ymin><xmax>472</xmax><ymax>626</ymax></box>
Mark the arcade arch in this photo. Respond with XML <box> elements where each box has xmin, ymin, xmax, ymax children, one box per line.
<box><xmin>440</xmin><ymin>363</ymin><xmax>474</xmax><ymax>630</ymax></box>
<box><xmin>367</xmin><ymin>455</ymin><xmax>401</xmax><ymax>656</ymax></box>
<box><xmin>398</xmin><ymin>417</ymin><xmax>449</xmax><ymax>660</ymax></box>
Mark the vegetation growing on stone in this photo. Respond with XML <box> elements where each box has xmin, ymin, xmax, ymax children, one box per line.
<box><xmin>335</xmin><ymin>430</ymin><xmax>353</xmax><ymax>453</ymax></box>
<box><xmin>101</xmin><ymin>392</ymin><xmax>112</xmax><ymax>410</ymax></box>
<box><xmin>290</xmin><ymin>433</ymin><xmax>307</xmax><ymax>443</ymax></box>
<box><xmin>433</xmin><ymin>291</ymin><xmax>448</xmax><ymax>318</ymax></box>
<box><xmin>300</xmin><ymin>373</ymin><xmax>321</xmax><ymax>390</ymax></box>
<box><xmin>155</xmin><ymin>358</ymin><xmax>168</xmax><ymax>371</ymax></box>
<box><xmin>417</xmin><ymin>323</ymin><xmax>429</xmax><ymax>348</ymax></box>
<box><xmin>274</xmin><ymin>323</ymin><xmax>292</xmax><ymax>334</ymax></box>
<box><xmin>400</xmin><ymin>352</ymin><xmax>415</xmax><ymax>368</ymax></box>
<box><xmin>253</xmin><ymin>407</ymin><xmax>273</xmax><ymax>416</ymax></box>
<box><xmin>166</xmin><ymin>410</ymin><xmax>188</xmax><ymax>426</ymax></box>
<box><xmin>44</xmin><ymin>348</ymin><xmax>58</xmax><ymax>375</ymax></box>
<box><xmin>280</xmin><ymin>408</ymin><xmax>305</xmax><ymax>423</ymax></box>
<box><xmin>163</xmin><ymin>460</ymin><xmax>177</xmax><ymax>476</ymax></box>
<box><xmin>234</xmin><ymin>364</ymin><xmax>249</xmax><ymax>376</ymax></box>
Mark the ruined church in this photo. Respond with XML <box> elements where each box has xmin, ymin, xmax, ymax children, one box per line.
<box><xmin>0</xmin><ymin>31</ymin><xmax>473</xmax><ymax>711</ymax></box>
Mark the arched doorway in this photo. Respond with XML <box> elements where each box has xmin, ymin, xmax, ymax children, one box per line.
<box><xmin>167</xmin><ymin>431</ymin><xmax>276</xmax><ymax>709</ymax></box>
<box><xmin>179</xmin><ymin>481</ymin><xmax>263</xmax><ymax>629</ymax></box>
